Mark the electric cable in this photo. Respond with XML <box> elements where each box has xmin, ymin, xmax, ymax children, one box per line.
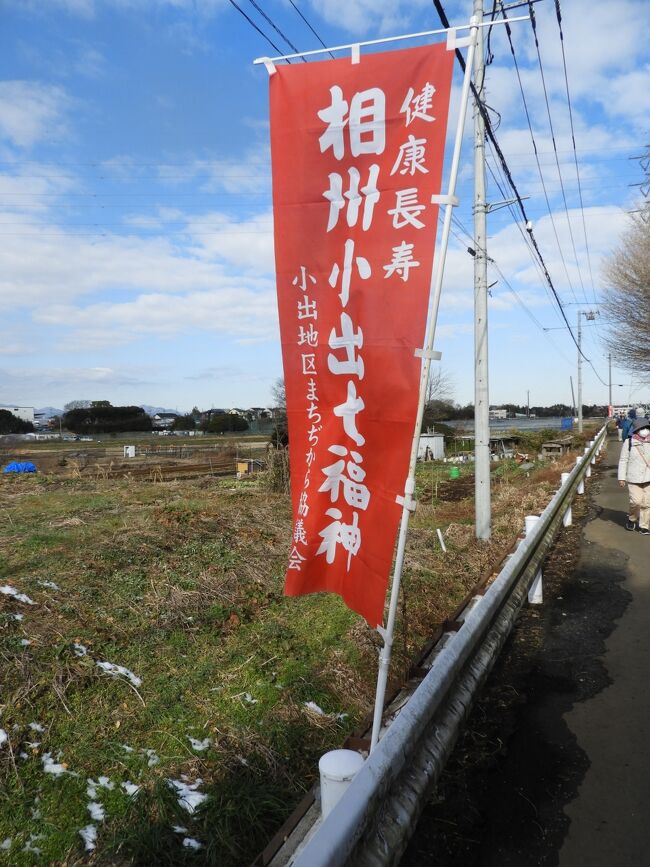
<box><xmin>287</xmin><ymin>0</ymin><xmax>335</xmax><ymax>59</ymax></box>
<box><xmin>526</xmin><ymin>0</ymin><xmax>588</xmax><ymax>303</ymax></box>
<box><xmin>430</xmin><ymin>0</ymin><xmax>584</xmax><ymax>357</ymax></box>
<box><xmin>498</xmin><ymin>2</ymin><xmax>578</xmax><ymax>304</ymax></box>
<box><xmin>246</xmin><ymin>0</ymin><xmax>306</xmax><ymax>61</ymax></box>
<box><xmin>553</xmin><ymin>0</ymin><xmax>598</xmax><ymax>305</ymax></box>
<box><xmin>226</xmin><ymin>0</ymin><xmax>290</xmax><ymax>61</ymax></box>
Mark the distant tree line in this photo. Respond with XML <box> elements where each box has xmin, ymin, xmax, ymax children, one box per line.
<box><xmin>0</xmin><ymin>409</ymin><xmax>34</xmax><ymax>435</ymax></box>
<box><xmin>62</xmin><ymin>403</ymin><xmax>152</xmax><ymax>434</ymax></box>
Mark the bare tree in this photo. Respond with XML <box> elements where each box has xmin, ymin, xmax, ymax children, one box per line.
<box><xmin>270</xmin><ymin>377</ymin><xmax>288</xmax><ymax>447</ymax></box>
<box><xmin>422</xmin><ymin>368</ymin><xmax>455</xmax><ymax>430</ymax></box>
<box><xmin>603</xmin><ymin>215</ymin><xmax>650</xmax><ymax>375</ymax></box>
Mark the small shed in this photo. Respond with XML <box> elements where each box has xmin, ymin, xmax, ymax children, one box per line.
<box><xmin>418</xmin><ymin>433</ymin><xmax>445</xmax><ymax>461</ymax></box>
<box><xmin>541</xmin><ymin>435</ymin><xmax>573</xmax><ymax>459</ymax></box>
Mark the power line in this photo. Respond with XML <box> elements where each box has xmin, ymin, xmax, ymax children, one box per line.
<box><xmin>552</xmin><ymin>0</ymin><xmax>598</xmax><ymax>306</ymax></box>
<box><xmin>526</xmin><ymin>0</ymin><xmax>588</xmax><ymax>303</ymax></box>
<box><xmin>430</xmin><ymin>0</ymin><xmax>583</xmax><ymax>358</ymax></box>
<box><xmin>246</xmin><ymin>0</ymin><xmax>306</xmax><ymax>61</ymax></box>
<box><xmin>226</xmin><ymin>0</ymin><xmax>290</xmax><ymax>61</ymax></box>
<box><xmin>287</xmin><ymin>0</ymin><xmax>335</xmax><ymax>59</ymax></box>
<box><xmin>498</xmin><ymin>2</ymin><xmax>578</xmax><ymax>304</ymax></box>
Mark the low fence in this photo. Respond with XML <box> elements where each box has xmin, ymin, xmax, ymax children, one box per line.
<box><xmin>267</xmin><ymin>424</ymin><xmax>608</xmax><ymax>867</ymax></box>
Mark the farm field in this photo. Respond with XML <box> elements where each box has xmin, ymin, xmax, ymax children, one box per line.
<box><xmin>0</xmin><ymin>434</ymin><xmax>591</xmax><ymax>865</ymax></box>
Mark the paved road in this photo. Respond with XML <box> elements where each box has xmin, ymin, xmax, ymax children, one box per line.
<box><xmin>402</xmin><ymin>435</ymin><xmax>650</xmax><ymax>866</ymax></box>
<box><xmin>559</xmin><ymin>439</ymin><xmax>650</xmax><ymax>866</ymax></box>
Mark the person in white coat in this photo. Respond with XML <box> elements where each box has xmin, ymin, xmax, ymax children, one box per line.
<box><xmin>618</xmin><ymin>417</ymin><xmax>650</xmax><ymax>534</ymax></box>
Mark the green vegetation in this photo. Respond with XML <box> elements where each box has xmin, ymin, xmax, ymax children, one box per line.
<box><xmin>62</xmin><ymin>404</ymin><xmax>152</xmax><ymax>435</ymax></box>
<box><xmin>0</xmin><ymin>410</ymin><xmax>34</xmax><ymax>435</ymax></box>
<box><xmin>0</xmin><ymin>441</ymin><xmax>583</xmax><ymax>864</ymax></box>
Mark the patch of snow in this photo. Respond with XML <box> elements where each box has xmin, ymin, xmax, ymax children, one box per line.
<box><xmin>79</xmin><ymin>825</ymin><xmax>97</xmax><ymax>851</ymax></box>
<box><xmin>26</xmin><ymin>741</ymin><xmax>40</xmax><ymax>749</ymax></box>
<box><xmin>19</xmin><ymin>752</ymin><xmax>29</xmax><ymax>759</ymax></box>
<box><xmin>11</xmin><ymin>613</ymin><xmax>24</xmax><ymax>621</ymax></box>
<box><xmin>96</xmin><ymin>660</ymin><xmax>142</xmax><ymax>687</ymax></box>
<box><xmin>142</xmin><ymin>748</ymin><xmax>159</xmax><ymax>767</ymax></box>
<box><xmin>167</xmin><ymin>778</ymin><xmax>208</xmax><ymax>814</ymax></box>
<box><xmin>122</xmin><ymin>744</ymin><xmax>134</xmax><ymax>753</ymax></box>
<box><xmin>87</xmin><ymin>802</ymin><xmax>105</xmax><ymax>821</ymax></box>
<box><xmin>0</xmin><ymin>585</ymin><xmax>35</xmax><ymax>605</ymax></box>
<box><xmin>98</xmin><ymin>776</ymin><xmax>114</xmax><ymax>789</ymax></box>
<box><xmin>182</xmin><ymin>837</ymin><xmax>203</xmax><ymax>850</ymax></box>
<box><xmin>304</xmin><ymin>701</ymin><xmax>326</xmax><ymax>715</ymax></box>
<box><xmin>172</xmin><ymin>825</ymin><xmax>188</xmax><ymax>834</ymax></box>
<box><xmin>42</xmin><ymin>753</ymin><xmax>67</xmax><ymax>776</ymax></box>
<box><xmin>187</xmin><ymin>736</ymin><xmax>211</xmax><ymax>752</ymax></box>
<box><xmin>20</xmin><ymin>639</ymin><xmax>31</xmax><ymax>646</ymax></box>
<box><xmin>38</xmin><ymin>580</ymin><xmax>60</xmax><ymax>590</ymax></box>
<box><xmin>23</xmin><ymin>834</ymin><xmax>44</xmax><ymax>856</ymax></box>
<box><xmin>0</xmin><ymin>838</ymin><xmax>11</xmax><ymax>850</ymax></box>
<box><xmin>73</xmin><ymin>642</ymin><xmax>88</xmax><ymax>657</ymax></box>
<box><xmin>29</xmin><ymin>722</ymin><xmax>44</xmax><ymax>733</ymax></box>
<box><xmin>121</xmin><ymin>781</ymin><xmax>140</xmax><ymax>797</ymax></box>
<box><xmin>243</xmin><ymin>692</ymin><xmax>258</xmax><ymax>704</ymax></box>
<box><xmin>0</xmin><ymin>729</ymin><xmax>7</xmax><ymax>747</ymax></box>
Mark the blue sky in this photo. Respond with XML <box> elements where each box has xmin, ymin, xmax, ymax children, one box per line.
<box><xmin>0</xmin><ymin>0</ymin><xmax>648</xmax><ymax>412</ymax></box>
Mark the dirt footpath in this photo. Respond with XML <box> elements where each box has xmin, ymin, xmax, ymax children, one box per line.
<box><xmin>401</xmin><ymin>435</ymin><xmax>650</xmax><ymax>866</ymax></box>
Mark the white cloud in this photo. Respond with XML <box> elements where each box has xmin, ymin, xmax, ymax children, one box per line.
<box><xmin>0</xmin><ymin>82</ymin><xmax>71</xmax><ymax>149</ymax></box>
<box><xmin>186</xmin><ymin>210</ymin><xmax>274</xmax><ymax>273</ymax></box>
<box><xmin>36</xmin><ymin>284</ymin><xmax>278</xmax><ymax>349</ymax></box>
<box><xmin>306</xmin><ymin>0</ymin><xmax>428</xmax><ymax>35</ymax></box>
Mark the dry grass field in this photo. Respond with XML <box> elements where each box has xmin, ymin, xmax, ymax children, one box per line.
<box><xmin>0</xmin><ymin>431</ymin><xmax>593</xmax><ymax>865</ymax></box>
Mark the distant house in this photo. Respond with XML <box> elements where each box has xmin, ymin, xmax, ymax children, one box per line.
<box><xmin>489</xmin><ymin>408</ymin><xmax>508</xmax><ymax>420</ymax></box>
<box><xmin>200</xmin><ymin>408</ymin><xmax>226</xmax><ymax>424</ymax></box>
<box><xmin>249</xmin><ymin>407</ymin><xmax>275</xmax><ymax>420</ymax></box>
<box><xmin>152</xmin><ymin>412</ymin><xmax>178</xmax><ymax>429</ymax></box>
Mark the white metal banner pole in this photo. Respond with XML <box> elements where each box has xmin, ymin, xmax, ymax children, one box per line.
<box><xmin>369</xmin><ymin>17</ymin><xmax>480</xmax><ymax>754</ymax></box>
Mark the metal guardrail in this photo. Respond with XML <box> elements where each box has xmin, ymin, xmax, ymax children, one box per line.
<box><xmin>280</xmin><ymin>425</ymin><xmax>608</xmax><ymax>867</ymax></box>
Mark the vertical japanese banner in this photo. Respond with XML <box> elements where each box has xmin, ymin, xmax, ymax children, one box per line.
<box><xmin>270</xmin><ymin>42</ymin><xmax>454</xmax><ymax>627</ymax></box>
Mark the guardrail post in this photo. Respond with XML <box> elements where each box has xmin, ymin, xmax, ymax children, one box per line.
<box><xmin>561</xmin><ymin>472</ymin><xmax>572</xmax><ymax>526</ymax></box>
<box><xmin>575</xmin><ymin>456</ymin><xmax>585</xmax><ymax>494</ymax></box>
<box><xmin>525</xmin><ymin>515</ymin><xmax>543</xmax><ymax>604</ymax></box>
<box><xmin>583</xmin><ymin>446</ymin><xmax>592</xmax><ymax>478</ymax></box>
<box><xmin>319</xmin><ymin>750</ymin><xmax>365</xmax><ymax>819</ymax></box>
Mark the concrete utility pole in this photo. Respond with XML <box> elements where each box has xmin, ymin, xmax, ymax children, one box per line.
<box><xmin>608</xmin><ymin>353</ymin><xmax>612</xmax><ymax>410</ymax></box>
<box><xmin>577</xmin><ymin>308</ymin><xmax>598</xmax><ymax>432</ymax></box>
<box><xmin>473</xmin><ymin>0</ymin><xmax>490</xmax><ymax>541</ymax></box>
<box><xmin>577</xmin><ymin>310</ymin><xmax>583</xmax><ymax>433</ymax></box>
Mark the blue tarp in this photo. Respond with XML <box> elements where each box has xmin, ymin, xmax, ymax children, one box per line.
<box><xmin>2</xmin><ymin>462</ymin><xmax>37</xmax><ymax>474</ymax></box>
<box><xmin>561</xmin><ymin>417</ymin><xmax>574</xmax><ymax>430</ymax></box>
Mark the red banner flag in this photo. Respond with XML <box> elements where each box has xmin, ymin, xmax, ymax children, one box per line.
<box><xmin>270</xmin><ymin>42</ymin><xmax>454</xmax><ymax>627</ymax></box>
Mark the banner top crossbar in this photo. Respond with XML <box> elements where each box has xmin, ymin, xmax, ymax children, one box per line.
<box><xmin>253</xmin><ymin>15</ymin><xmax>529</xmax><ymax>67</ymax></box>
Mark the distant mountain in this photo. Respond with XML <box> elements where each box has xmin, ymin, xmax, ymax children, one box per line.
<box><xmin>35</xmin><ymin>407</ymin><xmax>63</xmax><ymax>419</ymax></box>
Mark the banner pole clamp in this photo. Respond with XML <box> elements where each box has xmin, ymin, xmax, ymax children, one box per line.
<box><xmin>351</xmin><ymin>44</ymin><xmax>361</xmax><ymax>64</ymax></box>
<box><xmin>396</xmin><ymin>477</ymin><xmax>417</xmax><ymax>512</ymax></box>
<box><xmin>258</xmin><ymin>57</ymin><xmax>277</xmax><ymax>76</ymax></box>
<box><xmin>447</xmin><ymin>28</ymin><xmax>473</xmax><ymax>51</ymax></box>
<box><xmin>415</xmin><ymin>348</ymin><xmax>442</xmax><ymax>361</ymax></box>
<box><xmin>431</xmin><ymin>193</ymin><xmax>459</xmax><ymax>207</ymax></box>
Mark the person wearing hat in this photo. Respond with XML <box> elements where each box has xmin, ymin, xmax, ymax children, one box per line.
<box><xmin>618</xmin><ymin>417</ymin><xmax>650</xmax><ymax>534</ymax></box>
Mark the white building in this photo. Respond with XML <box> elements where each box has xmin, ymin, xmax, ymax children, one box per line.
<box><xmin>0</xmin><ymin>405</ymin><xmax>34</xmax><ymax>424</ymax></box>
<box><xmin>418</xmin><ymin>432</ymin><xmax>445</xmax><ymax>460</ymax></box>
<box><xmin>489</xmin><ymin>408</ymin><xmax>508</xmax><ymax>420</ymax></box>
